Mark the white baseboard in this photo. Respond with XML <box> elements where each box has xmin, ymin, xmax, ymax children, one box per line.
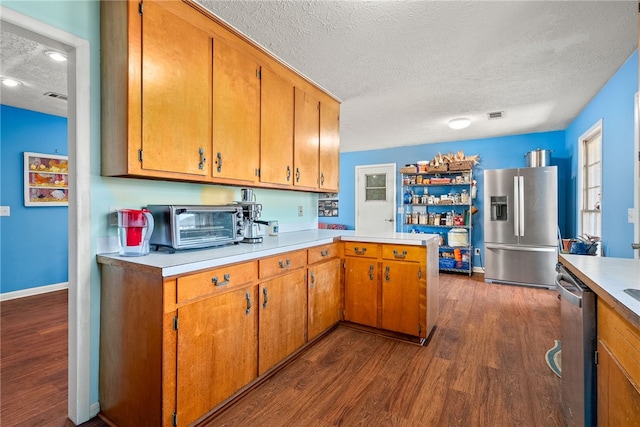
<box><xmin>0</xmin><ymin>282</ymin><xmax>69</xmax><ymax>301</ymax></box>
<box><xmin>90</xmin><ymin>402</ymin><xmax>100</xmax><ymax>418</ymax></box>
<box><xmin>473</xmin><ymin>266</ymin><xmax>486</xmax><ymax>274</ymax></box>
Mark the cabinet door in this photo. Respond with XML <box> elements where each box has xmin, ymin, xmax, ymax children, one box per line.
<box><xmin>308</xmin><ymin>258</ymin><xmax>341</xmax><ymax>340</ymax></box>
<box><xmin>176</xmin><ymin>285</ymin><xmax>258</xmax><ymax>426</ymax></box>
<box><xmin>381</xmin><ymin>262</ymin><xmax>420</xmax><ymax>336</ymax></box>
<box><xmin>260</xmin><ymin>68</ymin><xmax>294</xmax><ymax>186</ymax></box>
<box><xmin>212</xmin><ymin>40</ymin><xmax>260</xmax><ymax>183</ymax></box>
<box><xmin>259</xmin><ymin>269</ymin><xmax>307</xmax><ymax>374</ymax></box>
<box><xmin>344</xmin><ymin>257</ymin><xmax>378</xmax><ymax>328</ymax></box>
<box><xmin>319</xmin><ymin>101</ymin><xmax>340</xmax><ymax>192</ymax></box>
<box><xmin>597</xmin><ymin>340</ymin><xmax>640</xmax><ymax>427</ymax></box>
<box><xmin>141</xmin><ymin>1</ymin><xmax>212</xmax><ymax>177</ymax></box>
<box><xmin>293</xmin><ymin>87</ymin><xmax>319</xmax><ymax>189</ymax></box>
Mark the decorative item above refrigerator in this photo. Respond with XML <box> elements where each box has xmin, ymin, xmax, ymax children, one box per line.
<box><xmin>484</xmin><ymin>166</ymin><xmax>558</xmax><ymax>288</ymax></box>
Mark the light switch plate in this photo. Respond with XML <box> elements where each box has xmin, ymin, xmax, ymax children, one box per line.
<box><xmin>0</xmin><ymin>206</ymin><xmax>10</xmax><ymax>216</ymax></box>
<box><xmin>397</xmin><ymin>207</ymin><xmax>404</xmax><ymax>214</ymax></box>
<box><xmin>628</xmin><ymin>208</ymin><xmax>636</xmax><ymax>224</ymax></box>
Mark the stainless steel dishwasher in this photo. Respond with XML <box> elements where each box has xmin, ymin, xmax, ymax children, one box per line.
<box><xmin>555</xmin><ymin>263</ymin><xmax>597</xmax><ymax>427</ymax></box>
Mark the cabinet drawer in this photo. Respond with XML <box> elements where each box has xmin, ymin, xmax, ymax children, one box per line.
<box><xmin>177</xmin><ymin>261</ymin><xmax>258</xmax><ymax>303</ymax></box>
<box><xmin>344</xmin><ymin>242</ymin><xmax>379</xmax><ymax>258</ymax></box>
<box><xmin>259</xmin><ymin>250</ymin><xmax>307</xmax><ymax>279</ymax></box>
<box><xmin>308</xmin><ymin>243</ymin><xmax>338</xmax><ymax>264</ymax></box>
<box><xmin>381</xmin><ymin>245</ymin><xmax>423</xmax><ymax>263</ymax></box>
<box><xmin>598</xmin><ymin>299</ymin><xmax>640</xmax><ymax>387</ymax></box>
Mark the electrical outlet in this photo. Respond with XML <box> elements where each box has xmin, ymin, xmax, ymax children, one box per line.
<box><xmin>0</xmin><ymin>206</ymin><xmax>10</xmax><ymax>216</ymax></box>
<box><xmin>298</xmin><ymin>205</ymin><xmax>303</xmax><ymax>216</ymax></box>
<box><xmin>474</xmin><ymin>248</ymin><xmax>481</xmax><ymax>256</ymax></box>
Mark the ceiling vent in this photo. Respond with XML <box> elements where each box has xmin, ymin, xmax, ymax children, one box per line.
<box><xmin>44</xmin><ymin>91</ymin><xmax>68</xmax><ymax>101</ymax></box>
<box><xmin>487</xmin><ymin>111</ymin><xmax>504</xmax><ymax>120</ymax></box>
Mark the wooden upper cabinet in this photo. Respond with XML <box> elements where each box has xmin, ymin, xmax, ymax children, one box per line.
<box><xmin>101</xmin><ymin>0</ymin><xmax>213</xmax><ymax>179</ymax></box>
<box><xmin>319</xmin><ymin>101</ymin><xmax>340</xmax><ymax>192</ymax></box>
<box><xmin>141</xmin><ymin>1</ymin><xmax>212</xmax><ymax>177</ymax></box>
<box><xmin>260</xmin><ymin>68</ymin><xmax>294</xmax><ymax>186</ymax></box>
<box><xmin>212</xmin><ymin>40</ymin><xmax>261</xmax><ymax>183</ymax></box>
<box><xmin>101</xmin><ymin>0</ymin><xmax>339</xmax><ymax>190</ymax></box>
<box><xmin>294</xmin><ymin>87</ymin><xmax>320</xmax><ymax>189</ymax></box>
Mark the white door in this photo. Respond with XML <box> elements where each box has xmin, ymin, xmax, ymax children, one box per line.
<box><xmin>355</xmin><ymin>163</ymin><xmax>396</xmax><ymax>232</ymax></box>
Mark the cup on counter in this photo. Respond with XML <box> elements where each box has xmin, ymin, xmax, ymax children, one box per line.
<box><xmin>268</xmin><ymin>221</ymin><xmax>279</xmax><ymax>236</ymax></box>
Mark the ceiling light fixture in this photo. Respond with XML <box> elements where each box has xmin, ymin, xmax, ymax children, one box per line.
<box><xmin>1</xmin><ymin>78</ymin><xmax>22</xmax><ymax>87</ymax></box>
<box><xmin>448</xmin><ymin>118</ymin><xmax>471</xmax><ymax>130</ymax></box>
<box><xmin>45</xmin><ymin>51</ymin><xmax>67</xmax><ymax>62</ymax></box>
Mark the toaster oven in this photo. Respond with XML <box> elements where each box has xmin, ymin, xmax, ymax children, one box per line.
<box><xmin>147</xmin><ymin>205</ymin><xmax>244</xmax><ymax>252</ymax></box>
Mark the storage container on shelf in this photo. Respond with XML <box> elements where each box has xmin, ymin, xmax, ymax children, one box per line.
<box><xmin>448</xmin><ymin>228</ymin><xmax>469</xmax><ymax>247</ymax></box>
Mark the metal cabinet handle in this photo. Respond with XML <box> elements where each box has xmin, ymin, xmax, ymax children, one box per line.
<box><xmin>262</xmin><ymin>287</ymin><xmax>269</xmax><ymax>309</ymax></box>
<box><xmin>320</xmin><ymin>249</ymin><xmax>329</xmax><ymax>257</ymax></box>
<box><xmin>320</xmin><ymin>172</ymin><xmax>325</xmax><ymax>185</ymax></box>
<box><xmin>278</xmin><ymin>259</ymin><xmax>291</xmax><ymax>269</ymax></box>
<box><xmin>369</xmin><ymin>265</ymin><xmax>375</xmax><ymax>281</ymax></box>
<box><xmin>216</xmin><ymin>152</ymin><xmax>222</xmax><ymax>173</ymax></box>
<box><xmin>212</xmin><ymin>273</ymin><xmax>230</xmax><ymax>287</ymax></box>
<box><xmin>198</xmin><ymin>147</ymin><xmax>206</xmax><ymax>170</ymax></box>
<box><xmin>286</xmin><ymin>165</ymin><xmax>291</xmax><ymax>181</ymax></box>
<box><xmin>295</xmin><ymin>167</ymin><xmax>300</xmax><ymax>182</ymax></box>
<box><xmin>418</xmin><ymin>268</ymin><xmax>422</xmax><ymax>279</ymax></box>
<box><xmin>393</xmin><ymin>250</ymin><xmax>407</xmax><ymax>259</ymax></box>
<box><xmin>354</xmin><ymin>247</ymin><xmax>366</xmax><ymax>255</ymax></box>
<box><xmin>245</xmin><ymin>292</ymin><xmax>252</xmax><ymax>315</ymax></box>
<box><xmin>310</xmin><ymin>271</ymin><xmax>315</xmax><ymax>288</ymax></box>
<box><xmin>385</xmin><ymin>266</ymin><xmax>391</xmax><ymax>282</ymax></box>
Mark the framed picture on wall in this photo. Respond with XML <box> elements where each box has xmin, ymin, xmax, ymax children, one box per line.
<box><xmin>23</xmin><ymin>152</ymin><xmax>69</xmax><ymax>206</ymax></box>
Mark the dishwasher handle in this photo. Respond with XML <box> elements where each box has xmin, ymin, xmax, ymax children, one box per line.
<box><xmin>555</xmin><ymin>272</ymin><xmax>583</xmax><ymax>308</ymax></box>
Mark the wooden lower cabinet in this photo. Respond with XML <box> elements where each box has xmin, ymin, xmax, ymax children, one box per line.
<box><xmin>344</xmin><ymin>242</ymin><xmax>434</xmax><ymax>339</ymax></box>
<box><xmin>176</xmin><ymin>284</ymin><xmax>258</xmax><ymax>426</ymax></box>
<box><xmin>98</xmin><ymin>240</ymin><xmax>436</xmax><ymax>426</ymax></box>
<box><xmin>596</xmin><ymin>299</ymin><xmax>640</xmax><ymax>427</ymax></box>
<box><xmin>259</xmin><ymin>268</ymin><xmax>308</xmax><ymax>374</ymax></box>
<box><xmin>380</xmin><ymin>261</ymin><xmax>421</xmax><ymax>336</ymax></box>
<box><xmin>308</xmin><ymin>257</ymin><xmax>341</xmax><ymax>340</ymax></box>
<box><xmin>344</xmin><ymin>257</ymin><xmax>379</xmax><ymax>328</ymax></box>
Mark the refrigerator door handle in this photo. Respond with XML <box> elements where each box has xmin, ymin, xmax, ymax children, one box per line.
<box><xmin>513</xmin><ymin>176</ymin><xmax>519</xmax><ymax>237</ymax></box>
<box><xmin>518</xmin><ymin>176</ymin><xmax>525</xmax><ymax>237</ymax></box>
<box><xmin>485</xmin><ymin>243</ymin><xmax>557</xmax><ymax>252</ymax></box>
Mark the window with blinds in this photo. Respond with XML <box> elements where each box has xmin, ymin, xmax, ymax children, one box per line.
<box><xmin>580</xmin><ymin>129</ymin><xmax>602</xmax><ymax>239</ymax></box>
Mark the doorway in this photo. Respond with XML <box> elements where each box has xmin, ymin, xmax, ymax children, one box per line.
<box><xmin>1</xmin><ymin>6</ymin><xmax>92</xmax><ymax>424</ymax></box>
<box><xmin>355</xmin><ymin>163</ymin><xmax>397</xmax><ymax>232</ymax></box>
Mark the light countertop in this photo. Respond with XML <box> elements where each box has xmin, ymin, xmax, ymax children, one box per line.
<box><xmin>97</xmin><ymin>229</ymin><xmax>439</xmax><ymax>278</ymax></box>
<box><xmin>559</xmin><ymin>254</ymin><xmax>640</xmax><ymax>327</ymax></box>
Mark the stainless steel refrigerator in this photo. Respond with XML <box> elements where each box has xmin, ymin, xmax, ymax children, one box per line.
<box><xmin>484</xmin><ymin>166</ymin><xmax>558</xmax><ymax>288</ymax></box>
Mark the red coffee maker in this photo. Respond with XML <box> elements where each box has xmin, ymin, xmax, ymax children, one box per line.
<box><xmin>117</xmin><ymin>209</ymin><xmax>154</xmax><ymax>256</ymax></box>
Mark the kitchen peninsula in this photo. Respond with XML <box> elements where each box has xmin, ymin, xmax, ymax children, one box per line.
<box><xmin>97</xmin><ymin>230</ymin><xmax>439</xmax><ymax>427</ymax></box>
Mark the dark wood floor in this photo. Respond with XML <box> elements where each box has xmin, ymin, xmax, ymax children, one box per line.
<box><xmin>1</xmin><ymin>274</ymin><xmax>563</xmax><ymax>427</ymax></box>
<box><xmin>0</xmin><ymin>290</ymin><xmax>104</xmax><ymax>427</ymax></box>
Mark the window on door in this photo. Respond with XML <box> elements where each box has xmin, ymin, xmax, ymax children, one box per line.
<box><xmin>579</xmin><ymin>122</ymin><xmax>602</xmax><ymax>240</ymax></box>
<box><xmin>365</xmin><ymin>174</ymin><xmax>387</xmax><ymax>201</ymax></box>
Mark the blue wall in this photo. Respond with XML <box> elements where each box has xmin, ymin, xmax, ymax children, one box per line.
<box><xmin>1</xmin><ymin>105</ymin><xmax>68</xmax><ymax>293</ymax></box>
<box><xmin>565</xmin><ymin>51</ymin><xmax>638</xmax><ymax>258</ymax></box>
<box><xmin>333</xmin><ymin>131</ymin><xmax>567</xmax><ymax>266</ymax></box>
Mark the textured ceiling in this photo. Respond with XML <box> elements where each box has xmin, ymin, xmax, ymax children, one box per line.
<box><xmin>1</xmin><ymin>2</ymin><xmax>637</xmax><ymax>152</ymax></box>
<box><xmin>0</xmin><ymin>26</ymin><xmax>68</xmax><ymax>118</ymax></box>
<box><xmin>196</xmin><ymin>0</ymin><xmax>638</xmax><ymax>152</ymax></box>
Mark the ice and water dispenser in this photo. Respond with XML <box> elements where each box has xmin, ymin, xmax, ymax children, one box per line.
<box><xmin>490</xmin><ymin>196</ymin><xmax>508</xmax><ymax>221</ymax></box>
